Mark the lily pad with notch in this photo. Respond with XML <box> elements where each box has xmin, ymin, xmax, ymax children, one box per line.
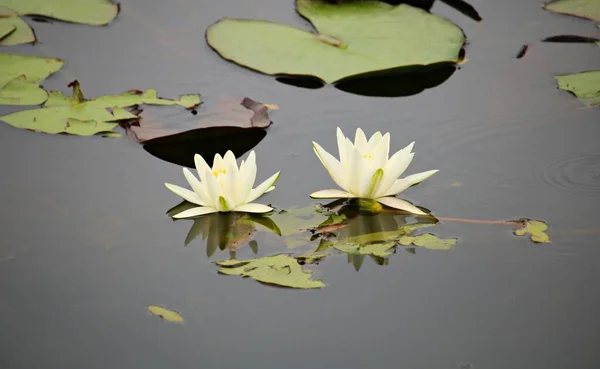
<box><xmin>554</xmin><ymin>70</ymin><xmax>600</xmax><ymax>106</ymax></box>
<box><xmin>206</xmin><ymin>0</ymin><xmax>465</xmax><ymax>95</ymax></box>
<box><xmin>0</xmin><ymin>7</ymin><xmax>35</xmax><ymax>46</ymax></box>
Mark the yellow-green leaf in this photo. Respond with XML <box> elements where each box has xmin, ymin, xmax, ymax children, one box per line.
<box><xmin>514</xmin><ymin>219</ymin><xmax>550</xmax><ymax>243</ymax></box>
<box><xmin>147</xmin><ymin>305</ymin><xmax>184</xmax><ymax>323</ymax></box>
<box><xmin>215</xmin><ymin>254</ymin><xmax>325</xmax><ymax>289</ymax></box>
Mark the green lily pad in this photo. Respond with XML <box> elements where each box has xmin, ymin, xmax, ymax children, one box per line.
<box><xmin>147</xmin><ymin>305</ymin><xmax>184</xmax><ymax>323</ymax></box>
<box><xmin>0</xmin><ymin>0</ymin><xmax>119</xmax><ymax>25</ymax></box>
<box><xmin>514</xmin><ymin>219</ymin><xmax>550</xmax><ymax>243</ymax></box>
<box><xmin>215</xmin><ymin>254</ymin><xmax>325</xmax><ymax>289</ymax></box>
<box><xmin>0</xmin><ymin>80</ymin><xmax>201</xmax><ymax>136</ymax></box>
<box><xmin>555</xmin><ymin>70</ymin><xmax>600</xmax><ymax>106</ymax></box>
<box><xmin>544</xmin><ymin>0</ymin><xmax>600</xmax><ymax>21</ymax></box>
<box><xmin>0</xmin><ymin>53</ymin><xmax>64</xmax><ymax>105</ymax></box>
<box><xmin>398</xmin><ymin>233</ymin><xmax>457</xmax><ymax>250</ymax></box>
<box><xmin>206</xmin><ymin>0</ymin><xmax>465</xmax><ymax>84</ymax></box>
<box><xmin>0</xmin><ymin>7</ymin><xmax>35</xmax><ymax>46</ymax></box>
<box><xmin>0</xmin><ymin>19</ymin><xmax>13</xmax><ymax>40</ymax></box>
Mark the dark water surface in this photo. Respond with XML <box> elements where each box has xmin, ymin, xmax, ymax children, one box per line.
<box><xmin>1</xmin><ymin>0</ymin><xmax>600</xmax><ymax>368</ymax></box>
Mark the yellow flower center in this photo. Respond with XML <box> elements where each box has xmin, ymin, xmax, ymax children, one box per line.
<box><xmin>212</xmin><ymin>168</ymin><xmax>227</xmax><ymax>177</ymax></box>
<box><xmin>363</xmin><ymin>153</ymin><xmax>374</xmax><ymax>160</ymax></box>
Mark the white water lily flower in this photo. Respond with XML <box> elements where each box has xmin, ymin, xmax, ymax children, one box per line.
<box><xmin>165</xmin><ymin>150</ymin><xmax>280</xmax><ymax>219</ymax></box>
<box><xmin>310</xmin><ymin>127</ymin><xmax>438</xmax><ymax>215</ymax></box>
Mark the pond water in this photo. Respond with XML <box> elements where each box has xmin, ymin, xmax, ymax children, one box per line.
<box><xmin>1</xmin><ymin>0</ymin><xmax>600</xmax><ymax>368</ymax></box>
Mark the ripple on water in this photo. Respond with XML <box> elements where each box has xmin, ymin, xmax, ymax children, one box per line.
<box><xmin>538</xmin><ymin>152</ymin><xmax>600</xmax><ymax>198</ymax></box>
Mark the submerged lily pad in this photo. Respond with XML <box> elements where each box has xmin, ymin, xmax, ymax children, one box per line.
<box><xmin>0</xmin><ymin>53</ymin><xmax>64</xmax><ymax>105</ymax></box>
<box><xmin>0</xmin><ymin>80</ymin><xmax>201</xmax><ymax>136</ymax></box>
<box><xmin>544</xmin><ymin>0</ymin><xmax>600</xmax><ymax>21</ymax></box>
<box><xmin>514</xmin><ymin>219</ymin><xmax>550</xmax><ymax>243</ymax></box>
<box><xmin>215</xmin><ymin>254</ymin><xmax>325</xmax><ymax>289</ymax></box>
<box><xmin>0</xmin><ymin>0</ymin><xmax>119</xmax><ymax>25</ymax></box>
<box><xmin>147</xmin><ymin>305</ymin><xmax>184</xmax><ymax>323</ymax></box>
<box><xmin>206</xmin><ymin>0</ymin><xmax>465</xmax><ymax>84</ymax></box>
<box><xmin>0</xmin><ymin>7</ymin><xmax>35</xmax><ymax>46</ymax></box>
<box><xmin>555</xmin><ymin>70</ymin><xmax>600</xmax><ymax>106</ymax></box>
<box><xmin>398</xmin><ymin>233</ymin><xmax>457</xmax><ymax>250</ymax></box>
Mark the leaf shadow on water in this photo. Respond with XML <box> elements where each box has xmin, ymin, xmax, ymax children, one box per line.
<box><xmin>143</xmin><ymin>126</ymin><xmax>268</xmax><ymax>168</ymax></box>
<box><xmin>382</xmin><ymin>0</ymin><xmax>482</xmax><ymax>22</ymax></box>
<box><xmin>276</xmin><ymin>62</ymin><xmax>458</xmax><ymax>97</ymax></box>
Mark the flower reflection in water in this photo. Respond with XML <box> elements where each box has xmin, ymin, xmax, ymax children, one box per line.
<box><xmin>167</xmin><ymin>201</ymin><xmax>281</xmax><ymax>258</ymax></box>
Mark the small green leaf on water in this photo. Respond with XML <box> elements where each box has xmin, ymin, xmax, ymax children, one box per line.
<box><xmin>0</xmin><ymin>0</ymin><xmax>120</xmax><ymax>25</ymax></box>
<box><xmin>334</xmin><ymin>241</ymin><xmax>397</xmax><ymax>257</ymax></box>
<box><xmin>206</xmin><ymin>0</ymin><xmax>465</xmax><ymax>84</ymax></box>
<box><xmin>397</xmin><ymin>233</ymin><xmax>457</xmax><ymax>250</ymax></box>
<box><xmin>555</xmin><ymin>70</ymin><xmax>600</xmax><ymax>106</ymax></box>
<box><xmin>215</xmin><ymin>254</ymin><xmax>325</xmax><ymax>289</ymax></box>
<box><xmin>0</xmin><ymin>7</ymin><xmax>35</xmax><ymax>46</ymax></box>
<box><xmin>147</xmin><ymin>305</ymin><xmax>184</xmax><ymax>323</ymax></box>
<box><xmin>0</xmin><ymin>20</ymin><xmax>14</xmax><ymax>41</ymax></box>
<box><xmin>544</xmin><ymin>0</ymin><xmax>600</xmax><ymax>21</ymax></box>
<box><xmin>514</xmin><ymin>219</ymin><xmax>550</xmax><ymax>243</ymax></box>
<box><xmin>0</xmin><ymin>53</ymin><xmax>64</xmax><ymax>105</ymax></box>
<box><xmin>295</xmin><ymin>251</ymin><xmax>328</xmax><ymax>264</ymax></box>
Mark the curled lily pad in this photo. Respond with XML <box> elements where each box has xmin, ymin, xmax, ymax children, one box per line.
<box><xmin>215</xmin><ymin>254</ymin><xmax>325</xmax><ymax>289</ymax></box>
<box><xmin>206</xmin><ymin>0</ymin><xmax>465</xmax><ymax>84</ymax></box>
<box><xmin>514</xmin><ymin>219</ymin><xmax>550</xmax><ymax>243</ymax></box>
<box><xmin>555</xmin><ymin>70</ymin><xmax>600</xmax><ymax>106</ymax></box>
<box><xmin>0</xmin><ymin>53</ymin><xmax>64</xmax><ymax>105</ymax></box>
<box><xmin>0</xmin><ymin>7</ymin><xmax>35</xmax><ymax>46</ymax></box>
<box><xmin>147</xmin><ymin>305</ymin><xmax>184</xmax><ymax>323</ymax></box>
<box><xmin>544</xmin><ymin>0</ymin><xmax>600</xmax><ymax>21</ymax></box>
<box><xmin>0</xmin><ymin>0</ymin><xmax>120</xmax><ymax>25</ymax></box>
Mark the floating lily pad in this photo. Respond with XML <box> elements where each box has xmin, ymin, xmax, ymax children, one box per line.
<box><xmin>206</xmin><ymin>0</ymin><xmax>465</xmax><ymax>84</ymax></box>
<box><xmin>147</xmin><ymin>305</ymin><xmax>184</xmax><ymax>323</ymax></box>
<box><xmin>555</xmin><ymin>70</ymin><xmax>600</xmax><ymax>106</ymax></box>
<box><xmin>215</xmin><ymin>254</ymin><xmax>325</xmax><ymax>289</ymax></box>
<box><xmin>0</xmin><ymin>0</ymin><xmax>119</xmax><ymax>25</ymax></box>
<box><xmin>0</xmin><ymin>19</ymin><xmax>13</xmax><ymax>40</ymax></box>
<box><xmin>398</xmin><ymin>233</ymin><xmax>457</xmax><ymax>250</ymax></box>
<box><xmin>334</xmin><ymin>241</ymin><xmax>397</xmax><ymax>257</ymax></box>
<box><xmin>0</xmin><ymin>80</ymin><xmax>201</xmax><ymax>136</ymax></box>
<box><xmin>544</xmin><ymin>0</ymin><xmax>600</xmax><ymax>21</ymax></box>
<box><xmin>0</xmin><ymin>7</ymin><xmax>35</xmax><ymax>46</ymax></box>
<box><xmin>514</xmin><ymin>219</ymin><xmax>550</xmax><ymax>243</ymax></box>
<box><xmin>0</xmin><ymin>53</ymin><xmax>64</xmax><ymax>105</ymax></box>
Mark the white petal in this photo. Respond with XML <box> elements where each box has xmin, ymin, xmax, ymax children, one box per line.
<box><xmin>265</xmin><ymin>185</ymin><xmax>276</xmax><ymax>193</ymax></box>
<box><xmin>225</xmin><ymin>154</ymin><xmax>240</xmax><ymax>203</ymax></box>
<box><xmin>194</xmin><ymin>154</ymin><xmax>211</xmax><ymax>184</ymax></box>
<box><xmin>217</xmin><ymin>195</ymin><xmax>235</xmax><ymax>212</ymax></box>
<box><xmin>183</xmin><ymin>168</ymin><xmax>211</xmax><ymax>205</ymax></box>
<box><xmin>367</xmin><ymin>131</ymin><xmax>383</xmax><ymax>150</ymax></box>
<box><xmin>373</xmin><ymin>133</ymin><xmax>390</xmax><ymax>169</ymax></box>
<box><xmin>354</xmin><ymin>128</ymin><xmax>368</xmax><ymax>152</ymax></box>
<box><xmin>172</xmin><ymin>206</ymin><xmax>218</xmax><ymax>219</ymax></box>
<box><xmin>313</xmin><ymin>141</ymin><xmax>347</xmax><ymax>191</ymax></box>
<box><xmin>374</xmin><ymin>152</ymin><xmax>414</xmax><ymax>198</ymax></box>
<box><xmin>383</xmin><ymin>170</ymin><xmax>439</xmax><ymax>197</ymax></box>
<box><xmin>203</xmin><ymin>168</ymin><xmax>221</xmax><ymax>206</ymax></box>
<box><xmin>310</xmin><ymin>189</ymin><xmax>356</xmax><ymax>199</ymax></box>
<box><xmin>336</xmin><ymin>127</ymin><xmax>347</xmax><ymax>163</ymax></box>
<box><xmin>233</xmin><ymin>203</ymin><xmax>274</xmax><ymax>213</ymax></box>
<box><xmin>237</xmin><ymin>151</ymin><xmax>256</xmax><ymax>200</ymax></box>
<box><xmin>212</xmin><ymin>153</ymin><xmax>224</xmax><ymax>171</ymax></box>
<box><xmin>377</xmin><ymin>197</ymin><xmax>427</xmax><ymax>215</ymax></box>
<box><xmin>165</xmin><ymin>183</ymin><xmax>205</xmax><ymax>206</ymax></box>
<box><xmin>246</xmin><ymin>171</ymin><xmax>280</xmax><ymax>203</ymax></box>
<box><xmin>347</xmin><ymin>145</ymin><xmax>363</xmax><ymax>196</ymax></box>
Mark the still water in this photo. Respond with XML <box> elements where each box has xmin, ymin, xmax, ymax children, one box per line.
<box><xmin>1</xmin><ymin>0</ymin><xmax>599</xmax><ymax>368</ymax></box>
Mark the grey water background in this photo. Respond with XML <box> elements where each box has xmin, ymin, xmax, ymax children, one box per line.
<box><xmin>1</xmin><ymin>0</ymin><xmax>600</xmax><ymax>368</ymax></box>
